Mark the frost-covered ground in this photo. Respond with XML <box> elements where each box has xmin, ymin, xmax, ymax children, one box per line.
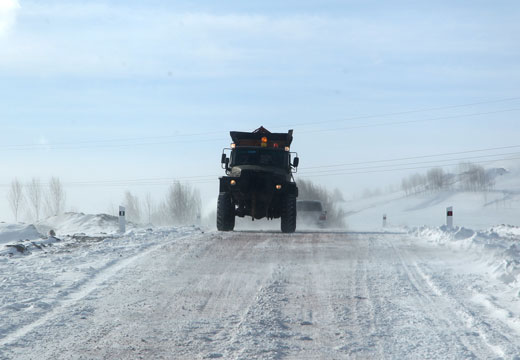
<box><xmin>1</xmin><ymin>211</ymin><xmax>520</xmax><ymax>358</ymax></box>
<box><xmin>0</xmin><ymin>213</ymin><xmax>203</xmax><ymax>359</ymax></box>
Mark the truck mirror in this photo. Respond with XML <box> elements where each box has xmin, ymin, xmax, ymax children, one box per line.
<box><xmin>293</xmin><ymin>157</ymin><xmax>299</xmax><ymax>168</ymax></box>
<box><xmin>225</xmin><ymin>157</ymin><xmax>230</xmax><ymax>169</ymax></box>
<box><xmin>221</xmin><ymin>153</ymin><xmax>227</xmax><ymax>164</ymax></box>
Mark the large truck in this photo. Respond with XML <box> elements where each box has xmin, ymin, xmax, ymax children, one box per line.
<box><xmin>217</xmin><ymin>126</ymin><xmax>299</xmax><ymax>233</ymax></box>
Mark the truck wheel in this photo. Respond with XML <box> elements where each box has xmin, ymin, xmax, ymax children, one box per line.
<box><xmin>217</xmin><ymin>192</ymin><xmax>235</xmax><ymax>231</ymax></box>
<box><xmin>281</xmin><ymin>194</ymin><xmax>297</xmax><ymax>233</ymax></box>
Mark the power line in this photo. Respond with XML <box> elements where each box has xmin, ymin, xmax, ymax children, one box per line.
<box><xmin>0</xmin><ymin>136</ymin><xmax>225</xmax><ymax>151</ymax></box>
<box><xmin>297</xmin><ymin>156</ymin><xmax>520</xmax><ymax>178</ymax></box>
<box><xmin>303</xmin><ymin>144</ymin><xmax>520</xmax><ymax>170</ymax></box>
<box><xmin>1</xmin><ymin>96</ymin><xmax>519</xmax><ymax>151</ymax></box>
<box><xmin>279</xmin><ymin>96</ymin><xmax>520</xmax><ymax>128</ymax></box>
<box><xmin>298</xmin><ymin>108</ymin><xmax>520</xmax><ymax>134</ymax></box>
<box><xmin>1</xmin><ymin>149</ymin><xmax>516</xmax><ymax>188</ymax></box>
<box><xmin>31</xmin><ymin>153</ymin><xmax>520</xmax><ymax>186</ymax></box>
<box><xmin>298</xmin><ymin>151</ymin><xmax>520</xmax><ymax>176</ymax></box>
<box><xmin>2</xmin><ymin>107</ymin><xmax>516</xmax><ymax>151</ymax></box>
<box><xmin>0</xmin><ymin>131</ymin><xmax>225</xmax><ymax>149</ymax></box>
<box><xmin>65</xmin><ymin>174</ymin><xmax>218</xmax><ymax>185</ymax></box>
<box><xmin>1</xmin><ymin>143</ymin><xmax>518</xmax><ymax>188</ymax></box>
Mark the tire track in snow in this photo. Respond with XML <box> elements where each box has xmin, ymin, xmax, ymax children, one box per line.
<box><xmin>0</xmin><ymin>231</ymin><xmax>196</xmax><ymax>350</ymax></box>
<box><xmin>394</xmin><ymin>238</ymin><xmax>520</xmax><ymax>358</ymax></box>
<box><xmin>218</xmin><ymin>233</ymin><xmax>297</xmax><ymax>359</ymax></box>
<box><xmin>8</xmin><ymin>230</ymin><xmax>520</xmax><ymax>359</ymax></box>
<box><xmin>385</xmin><ymin>236</ymin><xmax>510</xmax><ymax>358</ymax></box>
<box><xmin>342</xmin><ymin>236</ymin><xmax>384</xmax><ymax>357</ymax></box>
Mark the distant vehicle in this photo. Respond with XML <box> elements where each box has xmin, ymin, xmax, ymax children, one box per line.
<box><xmin>297</xmin><ymin>200</ymin><xmax>327</xmax><ymax>228</ymax></box>
<box><xmin>217</xmin><ymin>126</ymin><xmax>300</xmax><ymax>233</ymax></box>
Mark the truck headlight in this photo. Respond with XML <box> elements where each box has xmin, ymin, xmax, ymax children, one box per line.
<box><xmin>230</xmin><ymin>180</ymin><xmax>236</xmax><ymax>186</ymax></box>
<box><xmin>275</xmin><ymin>184</ymin><xmax>282</xmax><ymax>190</ymax></box>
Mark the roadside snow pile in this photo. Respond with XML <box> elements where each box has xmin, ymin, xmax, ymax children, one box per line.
<box><xmin>0</xmin><ymin>223</ymin><xmax>43</xmax><ymax>245</ymax></box>
<box><xmin>0</xmin><ymin>223</ymin><xmax>53</xmax><ymax>256</ymax></box>
<box><xmin>36</xmin><ymin>212</ymin><xmax>128</xmax><ymax>237</ymax></box>
<box><xmin>1</xmin><ymin>212</ymin><xmax>140</xmax><ymax>257</ymax></box>
<box><xmin>484</xmin><ymin>224</ymin><xmax>520</xmax><ymax>239</ymax></box>
<box><xmin>412</xmin><ymin>225</ymin><xmax>520</xmax><ymax>285</ymax></box>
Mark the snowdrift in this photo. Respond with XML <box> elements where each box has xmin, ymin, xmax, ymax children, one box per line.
<box><xmin>411</xmin><ymin>225</ymin><xmax>520</xmax><ymax>286</ymax></box>
<box><xmin>0</xmin><ymin>223</ymin><xmax>43</xmax><ymax>245</ymax></box>
<box><xmin>0</xmin><ymin>212</ymin><xmax>133</xmax><ymax>256</ymax></box>
<box><xmin>36</xmin><ymin>212</ymin><xmax>128</xmax><ymax>237</ymax></box>
<box><xmin>0</xmin><ymin>223</ymin><xmax>57</xmax><ymax>256</ymax></box>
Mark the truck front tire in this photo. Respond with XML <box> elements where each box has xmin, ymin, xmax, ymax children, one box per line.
<box><xmin>281</xmin><ymin>193</ymin><xmax>297</xmax><ymax>233</ymax></box>
<box><xmin>217</xmin><ymin>192</ymin><xmax>235</xmax><ymax>231</ymax></box>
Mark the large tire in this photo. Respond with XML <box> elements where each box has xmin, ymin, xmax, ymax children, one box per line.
<box><xmin>281</xmin><ymin>194</ymin><xmax>297</xmax><ymax>233</ymax></box>
<box><xmin>217</xmin><ymin>192</ymin><xmax>235</xmax><ymax>231</ymax></box>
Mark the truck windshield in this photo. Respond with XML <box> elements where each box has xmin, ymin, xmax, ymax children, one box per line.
<box><xmin>231</xmin><ymin>148</ymin><xmax>288</xmax><ymax>168</ymax></box>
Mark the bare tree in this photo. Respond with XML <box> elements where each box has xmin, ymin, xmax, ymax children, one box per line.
<box><xmin>124</xmin><ymin>191</ymin><xmax>141</xmax><ymax>223</ymax></box>
<box><xmin>152</xmin><ymin>201</ymin><xmax>171</xmax><ymax>225</ymax></box>
<box><xmin>426</xmin><ymin>168</ymin><xmax>445</xmax><ymax>192</ymax></box>
<box><xmin>144</xmin><ymin>192</ymin><xmax>154</xmax><ymax>224</ymax></box>
<box><xmin>7</xmin><ymin>178</ymin><xmax>24</xmax><ymax>221</ymax></box>
<box><xmin>45</xmin><ymin>177</ymin><xmax>66</xmax><ymax>216</ymax></box>
<box><xmin>167</xmin><ymin>182</ymin><xmax>201</xmax><ymax>225</ymax></box>
<box><xmin>27</xmin><ymin>177</ymin><xmax>43</xmax><ymax>221</ymax></box>
<box><xmin>401</xmin><ymin>178</ymin><xmax>411</xmax><ymax>196</ymax></box>
<box><xmin>415</xmin><ymin>173</ymin><xmax>427</xmax><ymax>194</ymax></box>
<box><xmin>458</xmin><ymin>162</ymin><xmax>493</xmax><ymax>191</ymax></box>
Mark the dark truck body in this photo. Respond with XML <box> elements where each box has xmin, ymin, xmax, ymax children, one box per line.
<box><xmin>217</xmin><ymin>127</ymin><xmax>299</xmax><ymax>233</ymax></box>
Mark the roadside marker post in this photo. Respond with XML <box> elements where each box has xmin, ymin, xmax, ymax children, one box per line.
<box><xmin>383</xmin><ymin>214</ymin><xmax>387</xmax><ymax>228</ymax></box>
<box><xmin>119</xmin><ymin>206</ymin><xmax>126</xmax><ymax>233</ymax></box>
<box><xmin>446</xmin><ymin>206</ymin><xmax>453</xmax><ymax>229</ymax></box>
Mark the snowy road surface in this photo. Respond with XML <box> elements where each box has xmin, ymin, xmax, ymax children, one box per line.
<box><xmin>2</xmin><ymin>230</ymin><xmax>520</xmax><ymax>359</ymax></box>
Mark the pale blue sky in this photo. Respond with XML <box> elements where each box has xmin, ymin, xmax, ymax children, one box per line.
<box><xmin>0</xmin><ymin>0</ymin><xmax>519</xmax><ymax>219</ymax></box>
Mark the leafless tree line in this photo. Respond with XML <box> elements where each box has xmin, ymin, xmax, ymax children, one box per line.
<box><xmin>7</xmin><ymin>177</ymin><xmax>66</xmax><ymax>222</ymax></box>
<box><xmin>457</xmin><ymin>162</ymin><xmax>496</xmax><ymax>192</ymax></box>
<box><xmin>121</xmin><ymin>182</ymin><xmax>201</xmax><ymax>225</ymax></box>
<box><xmin>401</xmin><ymin>162</ymin><xmax>497</xmax><ymax>196</ymax></box>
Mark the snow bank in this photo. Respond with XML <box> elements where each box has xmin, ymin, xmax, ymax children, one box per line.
<box><xmin>0</xmin><ymin>223</ymin><xmax>43</xmax><ymax>245</ymax></box>
<box><xmin>36</xmin><ymin>212</ymin><xmax>129</xmax><ymax>237</ymax></box>
<box><xmin>411</xmin><ymin>225</ymin><xmax>520</xmax><ymax>285</ymax></box>
<box><xmin>0</xmin><ymin>223</ymin><xmax>62</xmax><ymax>256</ymax></box>
<box><xmin>0</xmin><ymin>212</ymin><xmax>139</xmax><ymax>257</ymax></box>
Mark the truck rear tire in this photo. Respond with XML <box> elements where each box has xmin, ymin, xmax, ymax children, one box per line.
<box><xmin>217</xmin><ymin>192</ymin><xmax>235</xmax><ymax>231</ymax></box>
<box><xmin>281</xmin><ymin>194</ymin><xmax>297</xmax><ymax>233</ymax></box>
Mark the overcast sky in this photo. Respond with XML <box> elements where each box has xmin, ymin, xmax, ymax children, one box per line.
<box><xmin>0</xmin><ymin>0</ymin><xmax>519</xmax><ymax>220</ymax></box>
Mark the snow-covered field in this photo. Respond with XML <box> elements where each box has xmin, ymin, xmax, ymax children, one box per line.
<box><xmin>1</xmin><ymin>210</ymin><xmax>520</xmax><ymax>358</ymax></box>
<box><xmin>344</xmin><ymin>166</ymin><xmax>520</xmax><ymax>230</ymax></box>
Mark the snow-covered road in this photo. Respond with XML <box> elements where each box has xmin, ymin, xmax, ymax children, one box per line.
<box><xmin>2</xmin><ymin>230</ymin><xmax>520</xmax><ymax>359</ymax></box>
